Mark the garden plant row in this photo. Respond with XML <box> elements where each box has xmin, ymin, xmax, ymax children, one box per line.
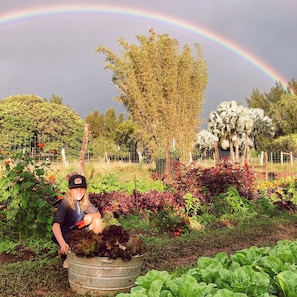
<box><xmin>117</xmin><ymin>239</ymin><xmax>297</xmax><ymax>297</ymax></box>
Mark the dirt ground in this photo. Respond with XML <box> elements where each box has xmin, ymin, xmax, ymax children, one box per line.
<box><xmin>1</xmin><ymin>221</ymin><xmax>297</xmax><ymax>297</ymax></box>
<box><xmin>2</xmin><ymin>224</ymin><xmax>295</xmax><ymax>268</ymax></box>
<box><xmin>142</xmin><ymin>223</ymin><xmax>297</xmax><ymax>273</ymax></box>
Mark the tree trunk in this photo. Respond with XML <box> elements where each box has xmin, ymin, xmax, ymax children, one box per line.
<box><xmin>235</xmin><ymin>138</ymin><xmax>239</xmax><ymax>163</ymax></box>
<box><xmin>214</xmin><ymin>141</ymin><xmax>219</xmax><ymax>163</ymax></box>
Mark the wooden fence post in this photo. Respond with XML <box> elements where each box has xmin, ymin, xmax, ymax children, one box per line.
<box><xmin>265</xmin><ymin>151</ymin><xmax>268</xmax><ymax>181</ymax></box>
<box><xmin>80</xmin><ymin>124</ymin><xmax>89</xmax><ymax>176</ymax></box>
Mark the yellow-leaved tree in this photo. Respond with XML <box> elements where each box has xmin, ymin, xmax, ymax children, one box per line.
<box><xmin>96</xmin><ymin>29</ymin><xmax>208</xmax><ymax>161</ymax></box>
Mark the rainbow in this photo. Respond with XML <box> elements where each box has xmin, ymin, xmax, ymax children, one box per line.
<box><xmin>0</xmin><ymin>4</ymin><xmax>288</xmax><ymax>86</ymax></box>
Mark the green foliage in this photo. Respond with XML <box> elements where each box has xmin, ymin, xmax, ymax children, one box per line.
<box><xmin>118</xmin><ymin>212</ymin><xmax>153</xmax><ymax>233</ymax></box>
<box><xmin>267</xmin><ymin>133</ymin><xmax>297</xmax><ymax>155</ymax></box>
<box><xmin>89</xmin><ymin>173</ymin><xmax>164</xmax><ymax>194</ymax></box>
<box><xmin>119</xmin><ymin>239</ymin><xmax>297</xmax><ymax>296</ymax></box>
<box><xmin>0</xmin><ymin>151</ymin><xmax>61</xmax><ymax>240</ymax></box>
<box><xmin>269</xmin><ymin>93</ymin><xmax>297</xmax><ymax>136</ymax></box>
<box><xmin>0</xmin><ymin>94</ymin><xmax>85</xmax><ymax>156</ymax></box>
<box><xmin>210</xmin><ymin>186</ymin><xmax>252</xmax><ymax>218</ymax></box>
<box><xmin>0</xmin><ymin>240</ymin><xmax>21</xmax><ymax>254</ymax></box>
<box><xmin>246</xmin><ymin>80</ymin><xmax>297</xmax><ymax>138</ymax></box>
<box><xmin>254</xmin><ymin>195</ymin><xmax>278</xmax><ymax>216</ymax></box>
<box><xmin>97</xmin><ymin>29</ymin><xmax>208</xmax><ymax>160</ymax></box>
<box><xmin>151</xmin><ymin>206</ymin><xmax>190</xmax><ymax>236</ymax></box>
<box><xmin>183</xmin><ymin>192</ymin><xmax>201</xmax><ymax>216</ymax></box>
<box><xmin>86</xmin><ymin>108</ymin><xmax>137</xmax><ymax>159</ymax></box>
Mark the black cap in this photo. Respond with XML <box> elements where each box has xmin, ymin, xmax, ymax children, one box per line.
<box><xmin>68</xmin><ymin>174</ymin><xmax>87</xmax><ymax>189</ymax></box>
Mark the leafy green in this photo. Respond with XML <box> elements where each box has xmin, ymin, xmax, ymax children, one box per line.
<box><xmin>116</xmin><ymin>240</ymin><xmax>297</xmax><ymax>297</ymax></box>
<box><xmin>273</xmin><ymin>270</ymin><xmax>297</xmax><ymax>296</ymax></box>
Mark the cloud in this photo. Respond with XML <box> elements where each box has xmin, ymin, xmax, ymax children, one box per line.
<box><xmin>0</xmin><ymin>0</ymin><xmax>296</xmax><ymax>124</ymax></box>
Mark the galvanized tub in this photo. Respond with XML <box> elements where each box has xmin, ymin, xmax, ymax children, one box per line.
<box><xmin>67</xmin><ymin>252</ymin><xmax>145</xmax><ymax>296</ymax></box>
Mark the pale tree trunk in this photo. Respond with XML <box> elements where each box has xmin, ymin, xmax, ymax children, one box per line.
<box><xmin>137</xmin><ymin>151</ymin><xmax>143</xmax><ymax>163</ymax></box>
<box><xmin>214</xmin><ymin>141</ymin><xmax>219</xmax><ymax>163</ymax></box>
<box><xmin>235</xmin><ymin>138</ymin><xmax>239</xmax><ymax>163</ymax></box>
<box><xmin>80</xmin><ymin>124</ymin><xmax>89</xmax><ymax>176</ymax></box>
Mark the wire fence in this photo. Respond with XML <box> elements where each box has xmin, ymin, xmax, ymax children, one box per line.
<box><xmin>1</xmin><ymin>135</ymin><xmax>296</xmax><ymax>181</ymax></box>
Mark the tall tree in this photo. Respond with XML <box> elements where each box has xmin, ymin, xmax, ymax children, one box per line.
<box><xmin>96</xmin><ymin>29</ymin><xmax>208</xmax><ymax>161</ymax></box>
<box><xmin>270</xmin><ymin>93</ymin><xmax>297</xmax><ymax>135</ymax></box>
<box><xmin>246</xmin><ymin>81</ymin><xmax>287</xmax><ymax>112</ymax></box>
<box><xmin>104</xmin><ymin>107</ymin><xmax>123</xmax><ymax>140</ymax></box>
<box><xmin>246</xmin><ymin>108</ymin><xmax>275</xmax><ymax>150</ymax></box>
<box><xmin>49</xmin><ymin>94</ymin><xmax>63</xmax><ymax>104</ymax></box>
<box><xmin>208</xmin><ymin>101</ymin><xmax>246</xmax><ymax>162</ymax></box>
<box><xmin>246</xmin><ymin>79</ymin><xmax>296</xmax><ymax>137</ymax></box>
<box><xmin>288</xmin><ymin>78</ymin><xmax>297</xmax><ymax>94</ymax></box>
<box><xmin>86</xmin><ymin>110</ymin><xmax>105</xmax><ymax>139</ymax></box>
<box><xmin>208</xmin><ymin>102</ymin><xmax>275</xmax><ymax>161</ymax></box>
<box><xmin>0</xmin><ymin>95</ymin><xmax>85</xmax><ymax>156</ymax></box>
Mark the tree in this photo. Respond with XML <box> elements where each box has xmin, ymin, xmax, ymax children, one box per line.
<box><xmin>49</xmin><ymin>94</ymin><xmax>63</xmax><ymax>104</ymax></box>
<box><xmin>246</xmin><ymin>81</ymin><xmax>287</xmax><ymax>112</ymax></box>
<box><xmin>86</xmin><ymin>110</ymin><xmax>105</xmax><ymax>139</ymax></box>
<box><xmin>0</xmin><ymin>95</ymin><xmax>85</xmax><ymax>156</ymax></box>
<box><xmin>86</xmin><ymin>108</ymin><xmax>136</xmax><ymax>160</ymax></box>
<box><xmin>104</xmin><ymin>107</ymin><xmax>124</xmax><ymax>140</ymax></box>
<box><xmin>114</xmin><ymin>120</ymin><xmax>136</xmax><ymax>153</ymax></box>
<box><xmin>96</xmin><ymin>29</ymin><xmax>208</xmax><ymax>161</ymax></box>
<box><xmin>208</xmin><ymin>101</ymin><xmax>246</xmax><ymax>162</ymax></box>
<box><xmin>270</xmin><ymin>93</ymin><xmax>297</xmax><ymax>135</ymax></box>
<box><xmin>239</xmin><ymin>108</ymin><xmax>275</xmax><ymax>161</ymax></box>
<box><xmin>208</xmin><ymin>101</ymin><xmax>275</xmax><ymax>162</ymax></box>
<box><xmin>288</xmin><ymin>78</ymin><xmax>297</xmax><ymax>94</ymax></box>
<box><xmin>246</xmin><ymin>79</ymin><xmax>297</xmax><ymax>137</ymax></box>
<box><xmin>196</xmin><ymin>129</ymin><xmax>218</xmax><ymax>159</ymax></box>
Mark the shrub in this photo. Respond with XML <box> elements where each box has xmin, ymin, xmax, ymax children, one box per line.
<box><xmin>209</xmin><ymin>186</ymin><xmax>252</xmax><ymax>218</ymax></box>
<box><xmin>167</xmin><ymin>158</ymin><xmax>256</xmax><ymax>203</ymax></box>
<box><xmin>89</xmin><ymin>190</ymin><xmax>185</xmax><ymax>216</ymax></box>
<box><xmin>0</xmin><ymin>151</ymin><xmax>61</xmax><ymax>240</ymax></box>
<box><xmin>151</xmin><ymin>206</ymin><xmax>190</xmax><ymax>236</ymax></box>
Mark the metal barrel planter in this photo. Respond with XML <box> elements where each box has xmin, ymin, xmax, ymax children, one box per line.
<box><xmin>67</xmin><ymin>252</ymin><xmax>145</xmax><ymax>296</ymax></box>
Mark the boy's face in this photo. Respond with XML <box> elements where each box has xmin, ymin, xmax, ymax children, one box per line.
<box><xmin>71</xmin><ymin>187</ymin><xmax>86</xmax><ymax>201</ymax></box>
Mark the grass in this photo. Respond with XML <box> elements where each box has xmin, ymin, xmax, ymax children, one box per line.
<box><xmin>1</xmin><ymin>158</ymin><xmax>297</xmax><ymax>296</ymax></box>
<box><xmin>1</xmin><ymin>212</ymin><xmax>297</xmax><ymax>297</ymax></box>
<box><xmin>38</xmin><ymin>158</ymin><xmax>297</xmax><ymax>184</ymax></box>
<box><xmin>48</xmin><ymin>161</ymin><xmax>155</xmax><ymax>183</ymax></box>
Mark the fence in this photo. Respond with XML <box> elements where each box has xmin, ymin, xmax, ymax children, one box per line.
<box><xmin>154</xmin><ymin>150</ymin><xmax>297</xmax><ymax>181</ymax></box>
<box><xmin>0</xmin><ymin>135</ymin><xmax>296</xmax><ymax>181</ymax></box>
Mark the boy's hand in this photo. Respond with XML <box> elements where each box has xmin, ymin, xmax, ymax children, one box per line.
<box><xmin>84</xmin><ymin>215</ymin><xmax>93</xmax><ymax>226</ymax></box>
<box><xmin>59</xmin><ymin>242</ymin><xmax>69</xmax><ymax>255</ymax></box>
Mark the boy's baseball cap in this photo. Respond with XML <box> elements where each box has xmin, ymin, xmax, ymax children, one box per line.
<box><xmin>68</xmin><ymin>174</ymin><xmax>87</xmax><ymax>189</ymax></box>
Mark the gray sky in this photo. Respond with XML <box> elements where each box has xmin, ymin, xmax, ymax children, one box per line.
<box><xmin>0</xmin><ymin>0</ymin><xmax>296</xmax><ymax>127</ymax></box>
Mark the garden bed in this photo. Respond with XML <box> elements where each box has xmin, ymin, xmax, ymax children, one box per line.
<box><xmin>1</xmin><ymin>217</ymin><xmax>297</xmax><ymax>297</ymax></box>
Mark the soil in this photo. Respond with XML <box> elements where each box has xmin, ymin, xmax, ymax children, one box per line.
<box><xmin>142</xmin><ymin>222</ymin><xmax>297</xmax><ymax>273</ymax></box>
<box><xmin>1</xmin><ymin>221</ymin><xmax>297</xmax><ymax>297</ymax></box>
<box><xmin>1</xmin><ymin>225</ymin><xmax>297</xmax><ymax>269</ymax></box>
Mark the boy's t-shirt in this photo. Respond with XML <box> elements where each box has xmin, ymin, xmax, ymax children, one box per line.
<box><xmin>53</xmin><ymin>199</ymin><xmax>99</xmax><ymax>242</ymax></box>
